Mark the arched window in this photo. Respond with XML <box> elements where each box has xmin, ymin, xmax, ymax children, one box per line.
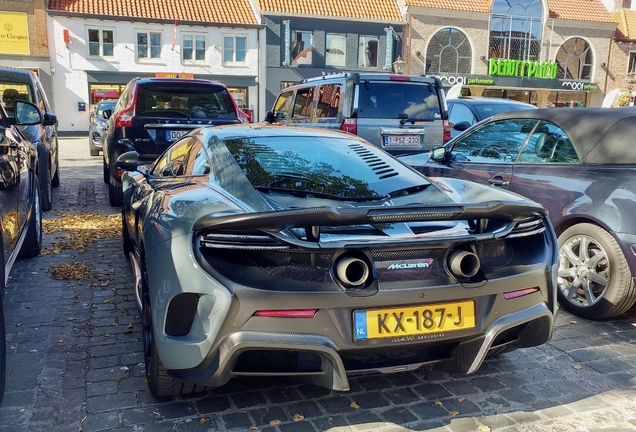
<box><xmin>556</xmin><ymin>38</ymin><xmax>593</xmax><ymax>80</ymax></box>
<box><xmin>489</xmin><ymin>0</ymin><xmax>543</xmax><ymax>61</ymax></box>
<box><xmin>426</xmin><ymin>28</ymin><xmax>471</xmax><ymax>74</ymax></box>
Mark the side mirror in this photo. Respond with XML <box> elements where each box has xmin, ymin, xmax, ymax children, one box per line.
<box><xmin>14</xmin><ymin>101</ymin><xmax>42</xmax><ymax>126</ymax></box>
<box><xmin>265</xmin><ymin>110</ymin><xmax>276</xmax><ymax>123</ymax></box>
<box><xmin>429</xmin><ymin>146</ymin><xmax>448</xmax><ymax>162</ymax></box>
<box><xmin>42</xmin><ymin>112</ymin><xmax>57</xmax><ymax>127</ymax></box>
<box><xmin>103</xmin><ymin>109</ymin><xmax>112</xmax><ymax>119</ymax></box>
<box><xmin>452</xmin><ymin>121</ymin><xmax>471</xmax><ymax>132</ymax></box>
<box><xmin>116</xmin><ymin>151</ymin><xmax>140</xmax><ymax>172</ymax></box>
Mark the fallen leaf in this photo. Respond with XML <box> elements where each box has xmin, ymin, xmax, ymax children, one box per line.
<box><xmin>16</xmin><ymin>323</ymin><xmax>21</xmax><ymax>327</ymax></box>
<box><xmin>50</xmin><ymin>263</ymin><xmax>98</xmax><ymax>281</ymax></box>
<box><xmin>104</xmin><ymin>334</ymin><xmax>110</xmax><ymax>337</ymax></box>
<box><xmin>433</xmin><ymin>400</ymin><xmax>443</xmax><ymax>406</ymax></box>
<box><xmin>26</xmin><ymin>305</ymin><xmax>32</xmax><ymax>309</ymax></box>
<box><xmin>199</xmin><ymin>418</ymin><xmax>209</xmax><ymax>425</ymax></box>
<box><xmin>350</xmin><ymin>402</ymin><xmax>360</xmax><ymax>409</ymax></box>
<box><xmin>56</xmin><ymin>340</ymin><xmax>64</xmax><ymax>343</ymax></box>
<box><xmin>457</xmin><ymin>397</ymin><xmax>465</xmax><ymax>402</ymax></box>
<box><xmin>573</xmin><ymin>364</ymin><xmax>583</xmax><ymax>370</ymax></box>
<box><xmin>104</xmin><ymin>298</ymin><xmax>115</xmax><ymax>304</ymax></box>
<box><xmin>112</xmin><ymin>377</ymin><xmax>122</xmax><ymax>382</ymax></box>
<box><xmin>450</xmin><ymin>411</ymin><xmax>459</xmax><ymax>416</ymax></box>
<box><xmin>67</xmin><ymin>317</ymin><xmax>75</xmax><ymax>321</ymax></box>
<box><xmin>569</xmin><ymin>320</ymin><xmax>578</xmax><ymax>325</ymax></box>
<box><xmin>477</xmin><ymin>426</ymin><xmax>492</xmax><ymax>432</ymax></box>
<box><xmin>112</xmin><ymin>322</ymin><xmax>118</xmax><ymax>326</ymax></box>
<box><xmin>269</xmin><ymin>420</ymin><xmax>282</xmax><ymax>426</ymax></box>
<box><xmin>292</xmin><ymin>413</ymin><xmax>304</xmax><ymax>422</ymax></box>
<box><xmin>249</xmin><ymin>427</ymin><xmax>258</xmax><ymax>431</ymax></box>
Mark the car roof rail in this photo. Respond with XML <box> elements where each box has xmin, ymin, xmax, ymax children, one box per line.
<box><xmin>301</xmin><ymin>72</ymin><xmax>357</xmax><ymax>84</ymax></box>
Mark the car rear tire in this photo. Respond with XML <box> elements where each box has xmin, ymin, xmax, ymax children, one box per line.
<box><xmin>557</xmin><ymin>223</ymin><xmax>636</xmax><ymax>319</ymax></box>
<box><xmin>19</xmin><ymin>175</ymin><xmax>43</xmax><ymax>259</ymax></box>
<box><xmin>51</xmin><ymin>147</ymin><xmax>60</xmax><ymax>188</ymax></box>
<box><xmin>103</xmin><ymin>159</ymin><xmax>109</xmax><ymax>184</ymax></box>
<box><xmin>40</xmin><ymin>163</ymin><xmax>53</xmax><ymax>212</ymax></box>
<box><xmin>122</xmin><ymin>210</ymin><xmax>132</xmax><ymax>257</ymax></box>
<box><xmin>140</xmin><ymin>256</ymin><xmax>207</xmax><ymax>397</ymax></box>
<box><xmin>109</xmin><ymin>175</ymin><xmax>123</xmax><ymax>207</ymax></box>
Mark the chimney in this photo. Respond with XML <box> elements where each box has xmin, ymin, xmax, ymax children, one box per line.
<box><xmin>614</xmin><ymin>0</ymin><xmax>631</xmax><ymax>10</ymax></box>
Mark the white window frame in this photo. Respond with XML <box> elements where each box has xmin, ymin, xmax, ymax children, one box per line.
<box><xmin>87</xmin><ymin>27</ymin><xmax>115</xmax><ymax>58</ymax></box>
<box><xmin>182</xmin><ymin>33</ymin><xmax>207</xmax><ymax>63</ymax></box>
<box><xmin>222</xmin><ymin>35</ymin><xmax>248</xmax><ymax>64</ymax></box>
<box><xmin>628</xmin><ymin>51</ymin><xmax>636</xmax><ymax>74</ymax></box>
<box><xmin>136</xmin><ymin>30</ymin><xmax>163</xmax><ymax>61</ymax></box>
<box><xmin>358</xmin><ymin>35</ymin><xmax>379</xmax><ymax>69</ymax></box>
<box><xmin>325</xmin><ymin>33</ymin><xmax>347</xmax><ymax>67</ymax></box>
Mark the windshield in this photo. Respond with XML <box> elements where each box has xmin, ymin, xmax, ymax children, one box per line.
<box><xmin>224</xmin><ymin>136</ymin><xmax>430</xmax><ymax>200</ymax></box>
<box><xmin>136</xmin><ymin>82</ymin><xmax>238</xmax><ymax>120</ymax></box>
<box><xmin>357</xmin><ymin>82</ymin><xmax>441</xmax><ymax>120</ymax></box>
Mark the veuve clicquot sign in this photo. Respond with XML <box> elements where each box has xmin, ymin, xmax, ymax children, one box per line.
<box><xmin>488</xmin><ymin>58</ymin><xmax>557</xmax><ymax>79</ymax></box>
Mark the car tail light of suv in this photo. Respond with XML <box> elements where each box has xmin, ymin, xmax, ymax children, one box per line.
<box><xmin>114</xmin><ymin>84</ymin><xmax>138</xmax><ymax>128</ymax></box>
<box><xmin>340</xmin><ymin>118</ymin><xmax>357</xmax><ymax>135</ymax></box>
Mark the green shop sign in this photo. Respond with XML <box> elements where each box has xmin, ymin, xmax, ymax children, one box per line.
<box><xmin>489</xmin><ymin>58</ymin><xmax>557</xmax><ymax>79</ymax></box>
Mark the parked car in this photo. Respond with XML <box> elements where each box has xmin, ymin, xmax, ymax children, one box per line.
<box><xmin>0</xmin><ymin>100</ymin><xmax>45</xmax><ymax>403</ymax></box>
<box><xmin>88</xmin><ymin>99</ymin><xmax>117</xmax><ymax>156</ymax></box>
<box><xmin>0</xmin><ymin>67</ymin><xmax>59</xmax><ymax>211</ymax></box>
<box><xmin>117</xmin><ymin>124</ymin><xmax>557</xmax><ymax>396</ymax></box>
<box><xmin>447</xmin><ymin>97</ymin><xmax>537</xmax><ymax>139</ymax></box>
<box><xmin>265</xmin><ymin>73</ymin><xmax>450</xmax><ymax>154</ymax></box>
<box><xmin>101</xmin><ymin>77</ymin><xmax>246</xmax><ymax>207</ymax></box>
<box><xmin>400</xmin><ymin>107</ymin><xmax>636</xmax><ymax>319</ymax></box>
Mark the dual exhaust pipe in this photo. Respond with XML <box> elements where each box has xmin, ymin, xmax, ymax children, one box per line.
<box><xmin>335</xmin><ymin>256</ymin><xmax>370</xmax><ymax>287</ymax></box>
<box><xmin>447</xmin><ymin>250</ymin><xmax>481</xmax><ymax>279</ymax></box>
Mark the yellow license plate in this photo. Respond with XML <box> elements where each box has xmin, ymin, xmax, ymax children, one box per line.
<box><xmin>353</xmin><ymin>300</ymin><xmax>475</xmax><ymax>340</ymax></box>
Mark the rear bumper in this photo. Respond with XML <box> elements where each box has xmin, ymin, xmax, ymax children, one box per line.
<box><xmin>168</xmin><ymin>302</ymin><xmax>554</xmax><ymax>391</ymax></box>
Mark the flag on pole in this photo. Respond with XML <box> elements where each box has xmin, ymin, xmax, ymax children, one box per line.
<box><xmin>171</xmin><ymin>19</ymin><xmax>178</xmax><ymax>50</ymax></box>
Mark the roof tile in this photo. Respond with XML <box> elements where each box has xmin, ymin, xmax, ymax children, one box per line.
<box><xmin>48</xmin><ymin>0</ymin><xmax>258</xmax><ymax>25</ymax></box>
<box><xmin>259</xmin><ymin>0</ymin><xmax>403</xmax><ymax>21</ymax></box>
<box><xmin>612</xmin><ymin>9</ymin><xmax>636</xmax><ymax>39</ymax></box>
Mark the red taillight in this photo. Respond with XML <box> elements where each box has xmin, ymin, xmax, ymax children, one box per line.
<box><xmin>340</xmin><ymin>118</ymin><xmax>357</xmax><ymax>135</ymax></box>
<box><xmin>253</xmin><ymin>309</ymin><xmax>317</xmax><ymax>318</ymax></box>
<box><xmin>116</xmin><ymin>168</ymin><xmax>125</xmax><ymax>179</ymax></box>
<box><xmin>389</xmin><ymin>75</ymin><xmax>411</xmax><ymax>81</ymax></box>
<box><xmin>114</xmin><ymin>83</ymin><xmax>138</xmax><ymax>128</ymax></box>
<box><xmin>443</xmin><ymin>121</ymin><xmax>451</xmax><ymax>143</ymax></box>
<box><xmin>503</xmin><ymin>287</ymin><xmax>539</xmax><ymax>300</ymax></box>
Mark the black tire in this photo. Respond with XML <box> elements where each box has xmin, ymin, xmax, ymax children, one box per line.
<box><xmin>103</xmin><ymin>159</ymin><xmax>109</xmax><ymax>184</ymax></box>
<box><xmin>51</xmin><ymin>145</ymin><xmax>60</xmax><ymax>188</ymax></box>
<box><xmin>122</xmin><ymin>210</ymin><xmax>132</xmax><ymax>257</ymax></box>
<box><xmin>0</xmin><ymin>247</ymin><xmax>6</xmax><ymax>405</ymax></box>
<box><xmin>140</xmin><ymin>255</ymin><xmax>207</xmax><ymax>397</ymax></box>
<box><xmin>19</xmin><ymin>176</ymin><xmax>43</xmax><ymax>259</ymax></box>
<box><xmin>557</xmin><ymin>223</ymin><xmax>636</xmax><ymax>319</ymax></box>
<box><xmin>40</xmin><ymin>163</ymin><xmax>52</xmax><ymax>212</ymax></box>
<box><xmin>109</xmin><ymin>174</ymin><xmax>123</xmax><ymax>207</ymax></box>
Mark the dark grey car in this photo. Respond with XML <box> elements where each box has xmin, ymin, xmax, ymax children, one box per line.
<box><xmin>401</xmin><ymin>107</ymin><xmax>636</xmax><ymax>319</ymax></box>
<box><xmin>88</xmin><ymin>99</ymin><xmax>117</xmax><ymax>156</ymax></box>
<box><xmin>117</xmin><ymin>125</ymin><xmax>557</xmax><ymax>397</ymax></box>
<box><xmin>0</xmin><ymin>68</ymin><xmax>59</xmax><ymax>211</ymax></box>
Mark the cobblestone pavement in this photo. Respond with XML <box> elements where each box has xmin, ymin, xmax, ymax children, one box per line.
<box><xmin>3</xmin><ymin>137</ymin><xmax>636</xmax><ymax>432</ymax></box>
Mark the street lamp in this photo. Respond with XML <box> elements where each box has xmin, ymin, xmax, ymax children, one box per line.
<box><xmin>392</xmin><ymin>56</ymin><xmax>406</xmax><ymax>74</ymax></box>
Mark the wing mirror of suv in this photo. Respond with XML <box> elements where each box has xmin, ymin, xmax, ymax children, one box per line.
<box><xmin>103</xmin><ymin>109</ymin><xmax>112</xmax><ymax>119</ymax></box>
<box><xmin>265</xmin><ymin>110</ymin><xmax>277</xmax><ymax>123</ymax></box>
<box><xmin>42</xmin><ymin>112</ymin><xmax>57</xmax><ymax>127</ymax></box>
<box><xmin>430</xmin><ymin>146</ymin><xmax>449</xmax><ymax>163</ymax></box>
<box><xmin>452</xmin><ymin>121</ymin><xmax>471</xmax><ymax>132</ymax></box>
<box><xmin>14</xmin><ymin>101</ymin><xmax>42</xmax><ymax>126</ymax></box>
<box><xmin>116</xmin><ymin>151</ymin><xmax>140</xmax><ymax>172</ymax></box>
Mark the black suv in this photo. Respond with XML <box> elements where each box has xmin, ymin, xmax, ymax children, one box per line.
<box><xmin>1</xmin><ymin>99</ymin><xmax>45</xmax><ymax>403</ymax></box>
<box><xmin>102</xmin><ymin>77</ymin><xmax>245</xmax><ymax>206</ymax></box>
<box><xmin>0</xmin><ymin>68</ymin><xmax>59</xmax><ymax>211</ymax></box>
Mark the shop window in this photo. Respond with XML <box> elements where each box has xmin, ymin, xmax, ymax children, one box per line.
<box><xmin>223</xmin><ymin>36</ymin><xmax>247</xmax><ymax>63</ymax></box>
<box><xmin>227</xmin><ymin>87</ymin><xmax>247</xmax><ymax>109</ymax></box>
<box><xmin>627</xmin><ymin>51</ymin><xmax>636</xmax><ymax>74</ymax></box>
<box><xmin>556</xmin><ymin>38</ymin><xmax>593</xmax><ymax>80</ymax></box>
<box><xmin>88</xmin><ymin>28</ymin><xmax>114</xmax><ymax>57</ymax></box>
<box><xmin>137</xmin><ymin>32</ymin><xmax>162</xmax><ymax>59</ymax></box>
<box><xmin>280</xmin><ymin>81</ymin><xmax>298</xmax><ymax>90</ymax></box>
<box><xmin>488</xmin><ymin>0</ymin><xmax>543</xmax><ymax>61</ymax></box>
<box><xmin>358</xmin><ymin>36</ymin><xmax>379</xmax><ymax>68</ymax></box>
<box><xmin>291</xmin><ymin>31</ymin><xmax>313</xmax><ymax>65</ymax></box>
<box><xmin>326</xmin><ymin>34</ymin><xmax>347</xmax><ymax>67</ymax></box>
<box><xmin>182</xmin><ymin>34</ymin><xmax>206</xmax><ymax>61</ymax></box>
<box><xmin>426</xmin><ymin>28</ymin><xmax>471</xmax><ymax>74</ymax></box>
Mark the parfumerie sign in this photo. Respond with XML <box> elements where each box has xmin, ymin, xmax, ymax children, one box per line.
<box><xmin>0</xmin><ymin>11</ymin><xmax>29</xmax><ymax>55</ymax></box>
<box><xmin>489</xmin><ymin>58</ymin><xmax>557</xmax><ymax>79</ymax></box>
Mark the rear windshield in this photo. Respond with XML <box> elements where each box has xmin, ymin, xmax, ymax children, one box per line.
<box><xmin>357</xmin><ymin>82</ymin><xmax>441</xmax><ymax>121</ymax></box>
<box><xmin>136</xmin><ymin>82</ymin><xmax>237</xmax><ymax>120</ymax></box>
<box><xmin>473</xmin><ymin>103</ymin><xmax>536</xmax><ymax>119</ymax></box>
<box><xmin>223</xmin><ymin>136</ymin><xmax>429</xmax><ymax>200</ymax></box>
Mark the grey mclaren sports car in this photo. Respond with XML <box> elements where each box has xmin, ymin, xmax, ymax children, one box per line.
<box><xmin>117</xmin><ymin>125</ymin><xmax>558</xmax><ymax>397</ymax></box>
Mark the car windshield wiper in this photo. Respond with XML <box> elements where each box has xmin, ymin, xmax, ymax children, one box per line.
<box><xmin>254</xmin><ymin>186</ymin><xmax>387</xmax><ymax>202</ymax></box>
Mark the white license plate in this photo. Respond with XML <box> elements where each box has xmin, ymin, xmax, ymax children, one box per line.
<box><xmin>384</xmin><ymin>135</ymin><xmax>421</xmax><ymax>147</ymax></box>
<box><xmin>166</xmin><ymin>130</ymin><xmax>184</xmax><ymax>142</ymax></box>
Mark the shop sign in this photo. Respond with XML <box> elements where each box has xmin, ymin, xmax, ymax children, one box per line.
<box><xmin>92</xmin><ymin>89</ymin><xmax>118</xmax><ymax>98</ymax></box>
<box><xmin>562</xmin><ymin>81</ymin><xmax>597</xmax><ymax>91</ymax></box>
<box><xmin>155</xmin><ymin>72</ymin><xmax>194</xmax><ymax>78</ymax></box>
<box><xmin>428</xmin><ymin>74</ymin><xmax>494</xmax><ymax>86</ymax></box>
<box><xmin>488</xmin><ymin>58</ymin><xmax>557</xmax><ymax>79</ymax></box>
<box><xmin>0</xmin><ymin>12</ymin><xmax>30</xmax><ymax>55</ymax></box>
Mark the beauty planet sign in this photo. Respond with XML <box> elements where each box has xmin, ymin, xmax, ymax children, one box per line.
<box><xmin>0</xmin><ymin>12</ymin><xmax>29</xmax><ymax>55</ymax></box>
<box><xmin>489</xmin><ymin>58</ymin><xmax>557</xmax><ymax>79</ymax></box>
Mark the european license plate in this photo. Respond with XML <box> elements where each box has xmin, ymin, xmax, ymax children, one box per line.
<box><xmin>353</xmin><ymin>300</ymin><xmax>475</xmax><ymax>340</ymax></box>
<box><xmin>166</xmin><ymin>130</ymin><xmax>184</xmax><ymax>142</ymax></box>
<box><xmin>384</xmin><ymin>135</ymin><xmax>421</xmax><ymax>147</ymax></box>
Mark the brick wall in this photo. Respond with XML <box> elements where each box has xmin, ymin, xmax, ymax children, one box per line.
<box><xmin>608</xmin><ymin>39</ymin><xmax>636</xmax><ymax>99</ymax></box>
<box><xmin>0</xmin><ymin>0</ymin><xmax>49</xmax><ymax>57</ymax></box>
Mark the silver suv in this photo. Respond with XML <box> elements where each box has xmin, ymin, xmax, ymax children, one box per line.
<box><xmin>266</xmin><ymin>73</ymin><xmax>449</xmax><ymax>154</ymax></box>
